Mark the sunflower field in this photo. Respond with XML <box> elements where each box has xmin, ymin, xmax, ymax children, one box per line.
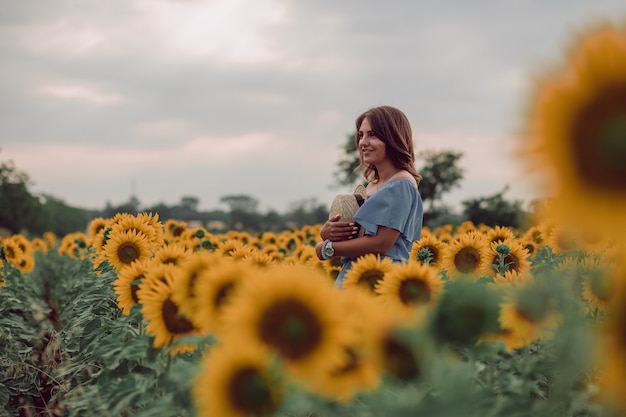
<box><xmin>2</xmin><ymin>22</ymin><xmax>626</xmax><ymax>417</ymax></box>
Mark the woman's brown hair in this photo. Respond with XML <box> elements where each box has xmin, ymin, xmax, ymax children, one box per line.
<box><xmin>353</xmin><ymin>105</ymin><xmax>421</xmax><ymax>184</ymax></box>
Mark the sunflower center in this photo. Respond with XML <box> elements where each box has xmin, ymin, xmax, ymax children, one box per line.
<box><xmin>214</xmin><ymin>282</ymin><xmax>235</xmax><ymax>309</ymax></box>
<box><xmin>358</xmin><ymin>270</ymin><xmax>385</xmax><ymax>290</ymax></box>
<box><xmin>454</xmin><ymin>247</ymin><xmax>481</xmax><ymax>273</ymax></box>
<box><xmin>117</xmin><ymin>242</ymin><xmax>141</xmax><ymax>264</ymax></box>
<box><xmin>383</xmin><ymin>337</ymin><xmax>419</xmax><ymax>380</ymax></box>
<box><xmin>572</xmin><ymin>86</ymin><xmax>626</xmax><ymax>191</ymax></box>
<box><xmin>229</xmin><ymin>367</ymin><xmax>276</xmax><ymax>415</ymax></box>
<box><xmin>161</xmin><ymin>297</ymin><xmax>195</xmax><ymax>334</ymax></box>
<box><xmin>186</xmin><ymin>271</ymin><xmax>200</xmax><ymax>298</ymax></box>
<box><xmin>399</xmin><ymin>278</ymin><xmax>431</xmax><ymax>305</ymax></box>
<box><xmin>258</xmin><ymin>299</ymin><xmax>322</xmax><ymax>360</ymax></box>
<box><xmin>590</xmin><ymin>270</ymin><xmax>613</xmax><ymax>301</ymax></box>
<box><xmin>130</xmin><ymin>275</ymin><xmax>145</xmax><ymax>303</ymax></box>
<box><xmin>4</xmin><ymin>246</ymin><xmax>15</xmax><ymax>259</ymax></box>
<box><xmin>515</xmin><ymin>292</ymin><xmax>549</xmax><ymax>324</ymax></box>
<box><xmin>162</xmin><ymin>257</ymin><xmax>178</xmax><ymax>265</ymax></box>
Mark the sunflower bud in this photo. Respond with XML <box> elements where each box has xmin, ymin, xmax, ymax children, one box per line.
<box><xmin>417</xmin><ymin>247</ymin><xmax>433</xmax><ymax>265</ymax></box>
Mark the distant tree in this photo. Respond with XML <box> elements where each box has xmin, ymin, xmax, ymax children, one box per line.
<box><xmin>0</xmin><ymin>156</ymin><xmax>46</xmax><ymax>235</ymax></box>
<box><xmin>39</xmin><ymin>194</ymin><xmax>92</xmax><ymax>236</ymax></box>
<box><xmin>180</xmin><ymin>196</ymin><xmax>199</xmax><ymax>212</ymax></box>
<box><xmin>143</xmin><ymin>202</ymin><xmax>175</xmax><ymax>221</ymax></box>
<box><xmin>461</xmin><ymin>186</ymin><xmax>527</xmax><ymax>229</ymax></box>
<box><xmin>102</xmin><ymin>195</ymin><xmax>141</xmax><ymax>218</ymax></box>
<box><xmin>219</xmin><ymin>194</ymin><xmax>261</xmax><ymax>231</ymax></box>
<box><xmin>285</xmin><ymin>198</ymin><xmax>328</xmax><ymax>227</ymax></box>
<box><xmin>219</xmin><ymin>194</ymin><xmax>259</xmax><ymax>213</ymax></box>
<box><xmin>332</xmin><ymin>133</ymin><xmax>362</xmax><ymax>188</ymax></box>
<box><xmin>261</xmin><ymin>209</ymin><xmax>288</xmax><ymax>232</ymax></box>
<box><xmin>417</xmin><ymin>150</ymin><xmax>464</xmax><ymax>208</ymax></box>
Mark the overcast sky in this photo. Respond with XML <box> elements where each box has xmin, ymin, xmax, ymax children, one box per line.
<box><xmin>1</xmin><ymin>0</ymin><xmax>625</xmax><ymax>214</ymax></box>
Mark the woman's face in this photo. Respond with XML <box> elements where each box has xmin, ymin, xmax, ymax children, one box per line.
<box><xmin>358</xmin><ymin>117</ymin><xmax>387</xmax><ymax>166</ymax></box>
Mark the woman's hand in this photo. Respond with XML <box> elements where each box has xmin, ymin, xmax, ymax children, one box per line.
<box><xmin>320</xmin><ymin>214</ymin><xmax>359</xmax><ymax>241</ymax></box>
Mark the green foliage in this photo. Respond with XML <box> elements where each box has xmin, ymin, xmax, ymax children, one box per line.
<box><xmin>0</xmin><ymin>251</ymin><xmax>209</xmax><ymax>416</ymax></box>
<box><xmin>0</xmin><ymin>158</ymin><xmax>46</xmax><ymax>235</ymax></box>
<box><xmin>462</xmin><ymin>186</ymin><xmax>528</xmax><ymax>229</ymax></box>
<box><xmin>332</xmin><ymin>133</ymin><xmax>362</xmax><ymax>188</ymax></box>
<box><xmin>416</xmin><ymin>149</ymin><xmax>464</xmax><ymax>205</ymax></box>
<box><xmin>1</xmin><ymin>237</ymin><xmax>619</xmax><ymax>417</ymax></box>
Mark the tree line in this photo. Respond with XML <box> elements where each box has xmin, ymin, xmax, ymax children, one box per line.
<box><xmin>0</xmin><ymin>141</ymin><xmax>533</xmax><ymax>237</ymax></box>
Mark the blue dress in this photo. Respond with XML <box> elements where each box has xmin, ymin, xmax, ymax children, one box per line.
<box><xmin>334</xmin><ymin>178</ymin><xmax>424</xmax><ymax>288</ymax></box>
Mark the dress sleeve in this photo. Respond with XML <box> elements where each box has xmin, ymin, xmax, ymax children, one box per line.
<box><xmin>353</xmin><ymin>179</ymin><xmax>423</xmax><ymax>242</ymax></box>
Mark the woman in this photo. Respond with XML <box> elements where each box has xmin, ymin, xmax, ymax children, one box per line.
<box><xmin>316</xmin><ymin>105</ymin><xmax>424</xmax><ymax>287</ymax></box>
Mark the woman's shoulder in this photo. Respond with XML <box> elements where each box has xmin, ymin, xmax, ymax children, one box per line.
<box><xmin>389</xmin><ymin>171</ymin><xmax>418</xmax><ymax>188</ymax></box>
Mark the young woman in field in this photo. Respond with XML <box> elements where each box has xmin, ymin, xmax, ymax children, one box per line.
<box><xmin>316</xmin><ymin>105</ymin><xmax>424</xmax><ymax>288</ymax></box>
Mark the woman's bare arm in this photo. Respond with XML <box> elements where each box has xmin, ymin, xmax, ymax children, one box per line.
<box><xmin>316</xmin><ymin>226</ymin><xmax>400</xmax><ymax>259</ymax></box>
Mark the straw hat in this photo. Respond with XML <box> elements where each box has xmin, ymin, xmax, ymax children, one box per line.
<box><xmin>329</xmin><ymin>184</ymin><xmax>367</xmax><ymax>236</ymax></box>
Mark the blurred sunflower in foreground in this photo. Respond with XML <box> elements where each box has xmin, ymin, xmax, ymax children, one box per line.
<box><xmin>524</xmin><ymin>24</ymin><xmax>626</xmax><ymax>242</ymax></box>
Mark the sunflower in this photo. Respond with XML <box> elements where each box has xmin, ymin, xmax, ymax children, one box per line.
<box><xmin>227</xmin><ymin>245</ymin><xmax>257</xmax><ymax>261</ymax></box>
<box><xmin>87</xmin><ymin>217</ymin><xmax>110</xmax><ymax>242</ymax></box>
<box><xmin>221</xmin><ymin>264</ymin><xmax>349</xmax><ymax>385</ymax></box>
<box><xmin>547</xmin><ymin>225</ymin><xmax>580</xmax><ymax>256</ymax></box>
<box><xmin>214</xmin><ymin>239</ymin><xmax>248</xmax><ymax>258</ymax></box>
<box><xmin>493</xmin><ymin>269</ymin><xmax>531</xmax><ymax>286</ymax></box>
<box><xmin>58</xmin><ymin>232</ymin><xmax>91</xmax><ymax>259</ymax></box>
<box><xmin>289</xmin><ymin>245</ymin><xmax>318</xmax><ymax>265</ymax></box>
<box><xmin>375</xmin><ymin>262</ymin><xmax>444</xmax><ymax>321</ymax></box>
<box><xmin>183</xmin><ymin>258</ymin><xmax>251</xmax><ymax>335</ymax></box>
<box><xmin>2</xmin><ymin>237</ymin><xmax>24</xmax><ymax>266</ymax></box>
<box><xmin>111</xmin><ymin>212</ymin><xmax>164</xmax><ymax>250</ymax></box>
<box><xmin>524</xmin><ymin>25</ymin><xmax>626</xmax><ymax>242</ymax></box>
<box><xmin>152</xmin><ymin>242</ymin><xmax>192</xmax><ymax>266</ymax></box>
<box><xmin>578</xmin><ymin>227</ymin><xmax>612</xmax><ymax>254</ymax></box>
<box><xmin>410</xmin><ymin>233</ymin><xmax>447</xmax><ymax>269</ymax></box>
<box><xmin>39</xmin><ymin>232</ymin><xmax>55</xmax><ymax>249</ymax></box>
<box><xmin>485</xmin><ymin>225</ymin><xmax>517</xmax><ymax>245</ymax></box>
<box><xmin>260</xmin><ymin>244</ymin><xmax>286</xmax><ymax>262</ymax></box>
<box><xmin>311</xmin><ymin>290</ymin><xmax>390</xmax><ymax>401</ymax></box>
<box><xmin>193</xmin><ymin>343</ymin><xmax>285</xmax><ymax>417</ymax></box>
<box><xmin>15</xmin><ymin>254</ymin><xmax>35</xmax><ymax>274</ymax></box>
<box><xmin>170</xmin><ymin>251</ymin><xmax>223</xmax><ymax>319</ymax></box>
<box><xmin>523</xmin><ymin>225</ymin><xmax>547</xmax><ymax>246</ymax></box>
<box><xmin>342</xmin><ymin>254</ymin><xmax>397</xmax><ymax>294</ymax></box>
<box><xmin>8</xmin><ymin>234</ymin><xmax>34</xmax><ymax>258</ymax></box>
<box><xmin>104</xmin><ymin>229</ymin><xmax>154</xmax><ymax>271</ymax></box>
<box><xmin>260</xmin><ymin>232</ymin><xmax>280</xmax><ymax>247</ymax></box>
<box><xmin>441</xmin><ymin>232</ymin><xmax>489</xmax><ymax>280</ymax></box>
<box><xmin>320</xmin><ymin>255</ymin><xmax>343</xmax><ymax>282</ymax></box>
<box><xmin>163</xmin><ymin>219</ymin><xmax>188</xmax><ymax>241</ymax></box>
<box><xmin>138</xmin><ymin>263</ymin><xmax>201</xmax><ymax>354</ymax></box>
<box><xmin>242</xmin><ymin>251</ymin><xmax>279</xmax><ymax>270</ymax></box>
<box><xmin>553</xmin><ymin>257</ymin><xmax>588</xmax><ymax>304</ymax></box>
<box><xmin>520</xmin><ymin>239</ymin><xmax>539</xmax><ymax>259</ymax></box>
<box><xmin>113</xmin><ymin>258</ymin><xmax>154</xmax><ymax>315</ymax></box>
<box><xmin>455</xmin><ymin>220</ymin><xmax>477</xmax><ymax>235</ymax></box>
<box><xmin>30</xmin><ymin>238</ymin><xmax>48</xmax><ymax>254</ymax></box>
<box><xmin>581</xmin><ymin>259</ymin><xmax>616</xmax><ymax>315</ymax></box>
<box><xmin>482</xmin><ymin>239</ymin><xmax>531</xmax><ymax>278</ymax></box>
<box><xmin>499</xmin><ymin>285</ymin><xmax>562</xmax><ymax>349</ymax></box>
